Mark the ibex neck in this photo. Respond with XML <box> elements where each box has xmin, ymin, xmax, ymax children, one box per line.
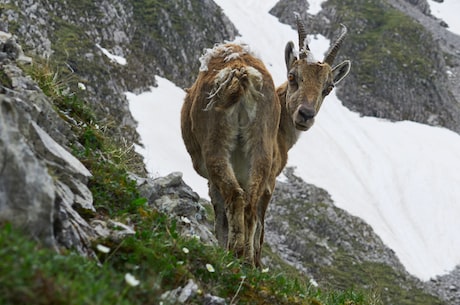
<box><xmin>277</xmin><ymin>82</ymin><xmax>301</xmax><ymax>151</ymax></box>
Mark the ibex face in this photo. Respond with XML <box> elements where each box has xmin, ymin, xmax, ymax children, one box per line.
<box><xmin>284</xmin><ymin>17</ymin><xmax>351</xmax><ymax>131</ymax></box>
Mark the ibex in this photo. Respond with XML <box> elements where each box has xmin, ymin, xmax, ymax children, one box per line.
<box><xmin>181</xmin><ymin>16</ymin><xmax>351</xmax><ymax>266</ymax></box>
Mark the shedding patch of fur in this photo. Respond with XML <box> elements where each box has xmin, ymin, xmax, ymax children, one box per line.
<box><xmin>199</xmin><ymin>42</ymin><xmax>255</xmax><ymax>72</ymax></box>
<box><xmin>204</xmin><ymin>66</ymin><xmax>264</xmax><ymax>111</ymax></box>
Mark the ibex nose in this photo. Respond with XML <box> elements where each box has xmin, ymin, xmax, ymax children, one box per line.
<box><xmin>298</xmin><ymin>105</ymin><xmax>316</xmax><ymax>121</ymax></box>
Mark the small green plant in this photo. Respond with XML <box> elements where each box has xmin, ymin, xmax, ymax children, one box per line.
<box><xmin>26</xmin><ymin>59</ymin><xmax>144</xmax><ymax>217</ymax></box>
<box><xmin>25</xmin><ymin>59</ymin><xmax>95</xmax><ymax>124</ymax></box>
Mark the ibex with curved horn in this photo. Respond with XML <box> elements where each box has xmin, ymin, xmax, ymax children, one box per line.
<box><xmin>181</xmin><ymin>15</ymin><xmax>351</xmax><ymax>266</ymax></box>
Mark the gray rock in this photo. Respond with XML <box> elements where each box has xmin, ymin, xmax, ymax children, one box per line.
<box><xmin>30</xmin><ymin>121</ymin><xmax>91</xmax><ymax>181</ymax></box>
<box><xmin>136</xmin><ymin>172</ymin><xmax>216</xmax><ymax>245</ymax></box>
<box><xmin>0</xmin><ymin>97</ymin><xmax>57</xmax><ymax>248</ymax></box>
<box><xmin>161</xmin><ymin>279</ymin><xmax>198</xmax><ymax>304</ymax></box>
<box><xmin>0</xmin><ymin>34</ymin><xmax>97</xmax><ymax>255</ymax></box>
<box><xmin>203</xmin><ymin>294</ymin><xmax>227</xmax><ymax>305</ymax></box>
<box><xmin>426</xmin><ymin>265</ymin><xmax>460</xmax><ymax>305</ymax></box>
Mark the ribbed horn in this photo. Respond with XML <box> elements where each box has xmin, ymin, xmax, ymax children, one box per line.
<box><xmin>294</xmin><ymin>12</ymin><xmax>309</xmax><ymax>59</ymax></box>
<box><xmin>324</xmin><ymin>24</ymin><xmax>347</xmax><ymax>65</ymax></box>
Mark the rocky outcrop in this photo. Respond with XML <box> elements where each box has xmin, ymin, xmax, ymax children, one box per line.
<box><xmin>0</xmin><ymin>33</ymin><xmax>97</xmax><ymax>254</ymax></box>
<box><xmin>0</xmin><ymin>32</ymin><xmax>215</xmax><ymax>253</ymax></box>
<box><xmin>136</xmin><ymin>172</ymin><xmax>216</xmax><ymax>245</ymax></box>
<box><xmin>427</xmin><ymin>266</ymin><xmax>460</xmax><ymax>305</ymax></box>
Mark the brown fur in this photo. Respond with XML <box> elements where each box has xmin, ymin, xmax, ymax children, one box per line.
<box><xmin>181</xmin><ymin>38</ymin><xmax>350</xmax><ymax>266</ymax></box>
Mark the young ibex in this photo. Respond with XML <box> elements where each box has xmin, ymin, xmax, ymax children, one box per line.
<box><xmin>181</xmin><ymin>16</ymin><xmax>351</xmax><ymax>266</ymax></box>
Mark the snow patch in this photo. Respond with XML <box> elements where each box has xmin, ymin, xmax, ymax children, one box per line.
<box><xmin>96</xmin><ymin>44</ymin><xmax>127</xmax><ymax>65</ymax></box>
<box><xmin>307</xmin><ymin>0</ymin><xmax>326</xmax><ymax>15</ymax></box>
<box><xmin>428</xmin><ymin>0</ymin><xmax>460</xmax><ymax>36</ymax></box>
<box><xmin>126</xmin><ymin>77</ymin><xmax>209</xmax><ymax>198</ymax></box>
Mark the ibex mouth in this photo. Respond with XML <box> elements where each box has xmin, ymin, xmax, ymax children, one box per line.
<box><xmin>295</xmin><ymin>106</ymin><xmax>315</xmax><ymax>131</ymax></box>
<box><xmin>295</xmin><ymin>120</ymin><xmax>314</xmax><ymax>131</ymax></box>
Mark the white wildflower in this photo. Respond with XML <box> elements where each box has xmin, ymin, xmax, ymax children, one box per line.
<box><xmin>77</xmin><ymin>82</ymin><xmax>86</xmax><ymax>90</ymax></box>
<box><xmin>309</xmin><ymin>278</ymin><xmax>319</xmax><ymax>287</ymax></box>
<box><xmin>206</xmin><ymin>264</ymin><xmax>215</xmax><ymax>273</ymax></box>
<box><xmin>96</xmin><ymin>244</ymin><xmax>110</xmax><ymax>254</ymax></box>
<box><xmin>261</xmin><ymin>267</ymin><xmax>269</xmax><ymax>273</ymax></box>
<box><xmin>180</xmin><ymin>216</ymin><xmax>191</xmax><ymax>224</ymax></box>
<box><xmin>182</xmin><ymin>247</ymin><xmax>189</xmax><ymax>254</ymax></box>
<box><xmin>125</xmin><ymin>273</ymin><xmax>140</xmax><ymax>287</ymax></box>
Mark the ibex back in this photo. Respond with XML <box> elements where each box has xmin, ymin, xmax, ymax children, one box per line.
<box><xmin>181</xmin><ymin>16</ymin><xmax>350</xmax><ymax>266</ymax></box>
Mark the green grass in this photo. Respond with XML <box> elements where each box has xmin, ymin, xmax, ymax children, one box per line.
<box><xmin>0</xmin><ymin>209</ymin><xmax>374</xmax><ymax>305</ymax></box>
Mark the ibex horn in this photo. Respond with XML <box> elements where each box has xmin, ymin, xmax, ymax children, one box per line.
<box><xmin>294</xmin><ymin>12</ymin><xmax>309</xmax><ymax>59</ymax></box>
<box><xmin>324</xmin><ymin>24</ymin><xmax>348</xmax><ymax>65</ymax></box>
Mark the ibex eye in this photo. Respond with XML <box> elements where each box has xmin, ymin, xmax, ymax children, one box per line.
<box><xmin>288</xmin><ymin>73</ymin><xmax>296</xmax><ymax>83</ymax></box>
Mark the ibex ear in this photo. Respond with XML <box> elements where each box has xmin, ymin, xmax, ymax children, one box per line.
<box><xmin>332</xmin><ymin>60</ymin><xmax>351</xmax><ymax>85</ymax></box>
<box><xmin>285</xmin><ymin>41</ymin><xmax>297</xmax><ymax>70</ymax></box>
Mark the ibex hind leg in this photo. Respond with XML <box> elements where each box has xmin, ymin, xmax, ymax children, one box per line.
<box><xmin>244</xmin><ymin>203</ymin><xmax>257</xmax><ymax>266</ymax></box>
<box><xmin>253</xmin><ymin>185</ymin><xmax>274</xmax><ymax>267</ymax></box>
<box><xmin>244</xmin><ymin>131</ymin><xmax>276</xmax><ymax>266</ymax></box>
<box><xmin>209</xmin><ymin>182</ymin><xmax>228</xmax><ymax>248</ymax></box>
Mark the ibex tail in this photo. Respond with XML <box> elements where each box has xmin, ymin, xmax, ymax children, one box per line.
<box><xmin>204</xmin><ymin>65</ymin><xmax>264</xmax><ymax>111</ymax></box>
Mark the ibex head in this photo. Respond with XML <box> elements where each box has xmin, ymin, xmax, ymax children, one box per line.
<box><xmin>284</xmin><ymin>15</ymin><xmax>351</xmax><ymax>131</ymax></box>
